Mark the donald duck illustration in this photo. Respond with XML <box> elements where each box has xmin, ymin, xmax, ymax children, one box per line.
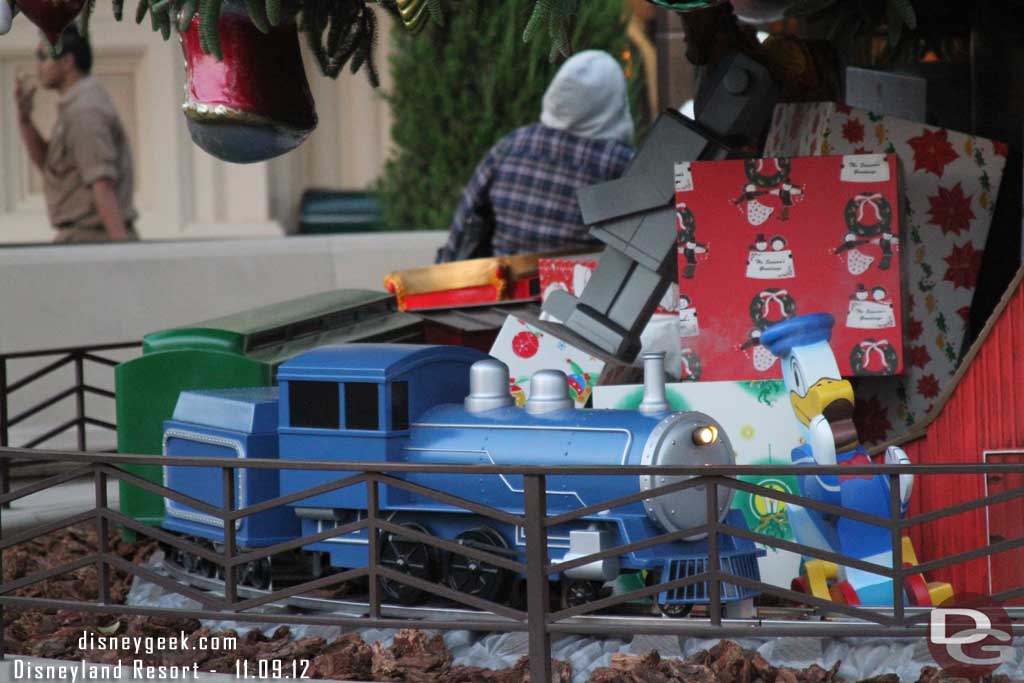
<box><xmin>761</xmin><ymin>313</ymin><xmax>914</xmax><ymax>606</ymax></box>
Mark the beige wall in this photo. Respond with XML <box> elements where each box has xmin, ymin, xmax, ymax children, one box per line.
<box><xmin>0</xmin><ymin>231</ymin><xmax>445</xmax><ymax>451</ymax></box>
<box><xmin>0</xmin><ymin>11</ymin><xmax>395</xmax><ymax>243</ymax></box>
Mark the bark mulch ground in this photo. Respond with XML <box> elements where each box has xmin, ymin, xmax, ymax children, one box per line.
<box><xmin>1</xmin><ymin>527</ymin><xmax>1016</xmax><ymax>682</ymax></box>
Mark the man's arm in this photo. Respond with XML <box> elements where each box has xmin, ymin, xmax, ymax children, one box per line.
<box><xmin>15</xmin><ymin>79</ymin><xmax>47</xmax><ymax>170</ymax></box>
<box><xmin>91</xmin><ymin>178</ymin><xmax>131</xmax><ymax>240</ymax></box>
<box><xmin>437</xmin><ymin>142</ymin><xmax>504</xmax><ymax>263</ymax></box>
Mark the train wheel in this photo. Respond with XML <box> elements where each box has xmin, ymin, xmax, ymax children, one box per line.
<box><xmin>443</xmin><ymin>527</ymin><xmax>509</xmax><ymax>604</ymax></box>
<box><xmin>561</xmin><ymin>580</ymin><xmax>599</xmax><ymax>609</ymax></box>
<box><xmin>657</xmin><ymin>602</ymin><xmax>693</xmax><ymax>618</ymax></box>
<box><xmin>164</xmin><ymin>542</ymin><xmax>187</xmax><ymax>569</ymax></box>
<box><xmin>241</xmin><ymin>558</ymin><xmax>273</xmax><ymax>590</ymax></box>
<box><xmin>182</xmin><ymin>538</ymin><xmax>218</xmax><ymax>578</ymax></box>
<box><xmin>507</xmin><ymin>578</ymin><xmax>528</xmax><ymax>610</ymax></box>
<box><xmin>379</xmin><ymin>523</ymin><xmax>436</xmax><ymax>605</ymax></box>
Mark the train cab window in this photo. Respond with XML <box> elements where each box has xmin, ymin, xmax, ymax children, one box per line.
<box><xmin>289</xmin><ymin>381</ymin><xmax>340</xmax><ymax>429</ymax></box>
<box><xmin>391</xmin><ymin>381</ymin><xmax>409</xmax><ymax>431</ymax></box>
<box><xmin>344</xmin><ymin>382</ymin><xmax>380</xmax><ymax>430</ymax></box>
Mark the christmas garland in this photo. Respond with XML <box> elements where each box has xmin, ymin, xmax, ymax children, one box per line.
<box><xmin>72</xmin><ymin>0</ymin><xmax>584</xmax><ymax>84</ymax></box>
<box><xmin>784</xmin><ymin>0</ymin><xmax>916</xmax><ymax>49</ymax></box>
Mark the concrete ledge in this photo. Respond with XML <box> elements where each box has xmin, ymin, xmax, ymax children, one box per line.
<box><xmin>2</xmin><ymin>477</ymin><xmax>119</xmax><ymax>534</ymax></box>
<box><xmin>0</xmin><ymin>232</ymin><xmax>447</xmax><ymax>354</ymax></box>
<box><xmin>0</xmin><ymin>232</ymin><xmax>446</xmax><ymax>452</ymax></box>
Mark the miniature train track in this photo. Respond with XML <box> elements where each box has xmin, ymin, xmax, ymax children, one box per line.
<box><xmin>155</xmin><ymin>555</ymin><xmax>988</xmax><ymax>632</ymax></box>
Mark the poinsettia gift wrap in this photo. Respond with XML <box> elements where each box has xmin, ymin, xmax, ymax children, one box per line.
<box><xmin>490</xmin><ymin>315</ymin><xmax>606</xmax><ymax>408</ymax></box>
<box><xmin>674</xmin><ymin>153</ymin><xmax>905</xmax><ymax>381</ymax></box>
<box><xmin>594</xmin><ymin>380</ymin><xmax>803</xmax><ymax>588</ymax></box>
<box><xmin>765</xmin><ymin>103</ymin><xmax>1008</xmax><ymax>442</ymax></box>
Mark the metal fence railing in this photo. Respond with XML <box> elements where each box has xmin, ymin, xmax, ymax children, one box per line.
<box><xmin>0</xmin><ymin>342</ymin><xmax>141</xmax><ymax>503</ymax></box>
<box><xmin>1</xmin><ymin>448</ymin><xmax>1023</xmax><ymax>681</ymax></box>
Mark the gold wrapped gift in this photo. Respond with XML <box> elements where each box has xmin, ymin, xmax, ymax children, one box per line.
<box><xmin>384</xmin><ymin>258</ymin><xmax>507</xmax><ymax>311</ymax></box>
<box><xmin>384</xmin><ymin>248</ymin><xmax>592</xmax><ymax>311</ymax></box>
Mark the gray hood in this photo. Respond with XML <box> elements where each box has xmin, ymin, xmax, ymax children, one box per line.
<box><xmin>540</xmin><ymin>50</ymin><xmax>634</xmax><ymax>145</ymax></box>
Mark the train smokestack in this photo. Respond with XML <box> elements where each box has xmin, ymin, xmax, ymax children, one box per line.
<box><xmin>464</xmin><ymin>359</ymin><xmax>515</xmax><ymax>413</ymax></box>
<box><xmin>638</xmin><ymin>352</ymin><xmax>669</xmax><ymax>415</ymax></box>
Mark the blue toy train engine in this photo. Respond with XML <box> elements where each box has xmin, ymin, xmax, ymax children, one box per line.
<box><xmin>162</xmin><ymin>344</ymin><xmax>763</xmax><ymax>613</ymax></box>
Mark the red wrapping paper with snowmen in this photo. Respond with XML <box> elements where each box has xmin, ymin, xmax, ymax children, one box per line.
<box><xmin>674</xmin><ymin>153</ymin><xmax>904</xmax><ymax>381</ymax></box>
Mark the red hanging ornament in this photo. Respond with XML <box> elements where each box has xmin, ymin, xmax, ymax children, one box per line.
<box><xmin>15</xmin><ymin>0</ymin><xmax>87</xmax><ymax>44</ymax></box>
<box><xmin>180</xmin><ymin>1</ymin><xmax>317</xmax><ymax>163</ymax></box>
<box><xmin>1</xmin><ymin>0</ymin><xmax>14</xmax><ymax>35</ymax></box>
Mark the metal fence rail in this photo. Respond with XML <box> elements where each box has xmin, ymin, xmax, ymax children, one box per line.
<box><xmin>0</xmin><ymin>342</ymin><xmax>140</xmax><ymax>503</ymax></box>
<box><xmin>1</xmin><ymin>448</ymin><xmax>1023</xmax><ymax>681</ymax></box>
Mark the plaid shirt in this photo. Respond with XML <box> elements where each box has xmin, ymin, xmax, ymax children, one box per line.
<box><xmin>438</xmin><ymin>123</ymin><xmax>634</xmax><ymax>262</ymax></box>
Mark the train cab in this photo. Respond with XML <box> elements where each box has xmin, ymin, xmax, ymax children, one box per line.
<box><xmin>275</xmin><ymin>344</ymin><xmax>489</xmax><ymax>511</ymax></box>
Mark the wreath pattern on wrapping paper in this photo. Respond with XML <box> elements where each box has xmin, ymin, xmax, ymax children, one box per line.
<box><xmin>744</xmin><ymin>158</ymin><xmax>791</xmax><ymax>188</ymax></box>
<box><xmin>676</xmin><ymin>205</ymin><xmax>697</xmax><ymax>237</ymax></box>
<box><xmin>680</xmin><ymin>348</ymin><xmax>702</xmax><ymax>381</ymax></box>
<box><xmin>749</xmin><ymin>288</ymin><xmax>798</xmax><ymax>330</ymax></box>
<box><xmin>677</xmin><ymin>203</ymin><xmax>707</xmax><ymax>280</ymax></box>
<box><xmin>844</xmin><ymin>193</ymin><xmax>893</xmax><ymax>238</ymax></box>
<box><xmin>849</xmin><ymin>339</ymin><xmax>899</xmax><ymax>375</ymax></box>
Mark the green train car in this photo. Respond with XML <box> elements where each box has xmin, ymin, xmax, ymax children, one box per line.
<box><xmin>115</xmin><ymin>289</ymin><xmax>422</xmax><ymax>530</ymax></box>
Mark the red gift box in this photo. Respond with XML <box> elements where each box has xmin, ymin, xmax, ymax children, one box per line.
<box><xmin>675</xmin><ymin>154</ymin><xmax>904</xmax><ymax>381</ymax></box>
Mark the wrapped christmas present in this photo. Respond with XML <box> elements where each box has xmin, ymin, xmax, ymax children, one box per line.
<box><xmin>766</xmin><ymin>102</ymin><xmax>1008</xmax><ymax>440</ymax></box>
<box><xmin>384</xmin><ymin>249</ymin><xmax>590</xmax><ymax>311</ymax></box>
<box><xmin>672</xmin><ymin>153</ymin><xmax>905</xmax><ymax>381</ymax></box>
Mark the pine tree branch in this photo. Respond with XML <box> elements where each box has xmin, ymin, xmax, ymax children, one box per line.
<box><xmin>246</xmin><ymin>0</ymin><xmax>269</xmax><ymax>33</ymax></box>
<box><xmin>199</xmin><ymin>0</ymin><xmax>222</xmax><ymax>59</ymax></box>
<box><xmin>178</xmin><ymin>0</ymin><xmax>196</xmax><ymax>32</ymax></box>
<box><xmin>266</xmin><ymin>0</ymin><xmax>281</xmax><ymax>27</ymax></box>
<box><xmin>135</xmin><ymin>0</ymin><xmax>149</xmax><ymax>25</ymax></box>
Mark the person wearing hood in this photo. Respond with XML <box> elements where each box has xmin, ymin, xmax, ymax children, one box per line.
<box><xmin>436</xmin><ymin>50</ymin><xmax>634</xmax><ymax>262</ymax></box>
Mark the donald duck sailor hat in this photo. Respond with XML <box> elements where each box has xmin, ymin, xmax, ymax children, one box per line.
<box><xmin>760</xmin><ymin>313</ymin><xmax>835</xmax><ymax>358</ymax></box>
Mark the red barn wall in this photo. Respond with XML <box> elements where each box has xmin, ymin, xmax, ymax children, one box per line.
<box><xmin>900</xmin><ymin>277</ymin><xmax>1024</xmax><ymax>597</ymax></box>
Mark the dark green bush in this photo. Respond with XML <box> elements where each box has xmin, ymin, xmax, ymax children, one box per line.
<box><xmin>376</xmin><ymin>0</ymin><xmax>646</xmax><ymax>230</ymax></box>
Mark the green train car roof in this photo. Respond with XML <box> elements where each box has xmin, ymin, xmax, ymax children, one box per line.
<box><xmin>142</xmin><ymin>289</ymin><xmax>419</xmax><ymax>361</ymax></box>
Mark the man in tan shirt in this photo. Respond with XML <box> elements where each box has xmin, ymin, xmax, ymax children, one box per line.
<box><xmin>15</xmin><ymin>26</ymin><xmax>138</xmax><ymax>243</ymax></box>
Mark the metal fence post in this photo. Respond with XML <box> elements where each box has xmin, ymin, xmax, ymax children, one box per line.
<box><xmin>706</xmin><ymin>476</ymin><xmax>721</xmax><ymax>626</ymax></box>
<box><xmin>74</xmin><ymin>352</ymin><xmax>86</xmax><ymax>451</ymax></box>
<box><xmin>524</xmin><ymin>474</ymin><xmax>552</xmax><ymax>683</ymax></box>
<box><xmin>1</xmin><ymin>358</ymin><xmax>9</xmax><ymax>509</ymax></box>
<box><xmin>367</xmin><ymin>477</ymin><xmax>380</xmax><ymax>620</ymax></box>
<box><xmin>890</xmin><ymin>473</ymin><xmax>904</xmax><ymax>624</ymax></box>
<box><xmin>223</xmin><ymin>467</ymin><xmax>236</xmax><ymax>605</ymax></box>
<box><xmin>95</xmin><ymin>466</ymin><xmax>110</xmax><ymax>605</ymax></box>
<box><xmin>1</xmin><ymin>465</ymin><xmax>4</xmax><ymax>662</ymax></box>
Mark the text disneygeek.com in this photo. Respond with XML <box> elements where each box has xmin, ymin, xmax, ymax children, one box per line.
<box><xmin>7</xmin><ymin>630</ymin><xmax>313</xmax><ymax>680</ymax></box>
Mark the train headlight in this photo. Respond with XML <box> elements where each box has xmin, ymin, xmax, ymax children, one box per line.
<box><xmin>640</xmin><ymin>413</ymin><xmax>734</xmax><ymax>541</ymax></box>
<box><xmin>692</xmin><ymin>425</ymin><xmax>718</xmax><ymax>446</ymax></box>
